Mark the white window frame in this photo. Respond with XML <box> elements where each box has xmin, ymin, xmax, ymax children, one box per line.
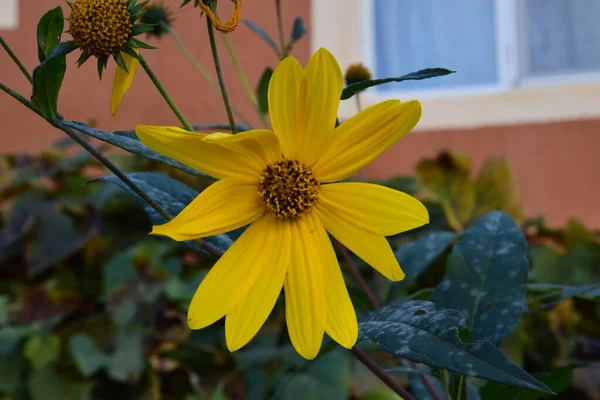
<box><xmin>0</xmin><ymin>0</ymin><xmax>18</xmax><ymax>29</ymax></box>
<box><xmin>311</xmin><ymin>0</ymin><xmax>600</xmax><ymax>130</ymax></box>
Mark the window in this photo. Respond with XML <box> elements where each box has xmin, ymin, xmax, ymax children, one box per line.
<box><xmin>0</xmin><ymin>0</ymin><xmax>18</xmax><ymax>29</ymax></box>
<box><xmin>311</xmin><ymin>0</ymin><xmax>600</xmax><ymax>129</ymax></box>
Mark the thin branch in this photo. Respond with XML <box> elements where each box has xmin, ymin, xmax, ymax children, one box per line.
<box><xmin>351</xmin><ymin>346</ymin><xmax>417</xmax><ymax>400</ymax></box>
<box><xmin>206</xmin><ymin>3</ymin><xmax>237</xmax><ymax>134</ymax></box>
<box><xmin>0</xmin><ymin>36</ymin><xmax>33</xmax><ymax>84</ymax></box>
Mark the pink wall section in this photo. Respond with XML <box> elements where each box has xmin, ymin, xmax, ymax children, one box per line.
<box><xmin>2</xmin><ymin>1</ymin><xmax>600</xmax><ymax>228</ymax></box>
<box><xmin>363</xmin><ymin>119</ymin><xmax>600</xmax><ymax>228</ymax></box>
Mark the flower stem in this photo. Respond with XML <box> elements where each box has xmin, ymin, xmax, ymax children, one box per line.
<box><xmin>220</xmin><ymin>33</ymin><xmax>269</xmax><ymax>128</ymax></box>
<box><xmin>351</xmin><ymin>346</ymin><xmax>417</xmax><ymax>400</ymax></box>
<box><xmin>206</xmin><ymin>3</ymin><xmax>237</xmax><ymax>134</ymax></box>
<box><xmin>0</xmin><ymin>36</ymin><xmax>33</xmax><ymax>85</ymax></box>
<box><xmin>335</xmin><ymin>240</ymin><xmax>382</xmax><ymax>309</ymax></box>
<box><xmin>165</xmin><ymin>24</ymin><xmax>252</xmax><ymax>127</ymax></box>
<box><xmin>275</xmin><ymin>0</ymin><xmax>287</xmax><ymax>58</ymax></box>
<box><xmin>138</xmin><ymin>53</ymin><xmax>194</xmax><ymax>131</ymax></box>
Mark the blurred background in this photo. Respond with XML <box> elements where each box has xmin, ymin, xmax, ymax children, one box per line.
<box><xmin>1</xmin><ymin>1</ymin><xmax>600</xmax><ymax>399</ymax></box>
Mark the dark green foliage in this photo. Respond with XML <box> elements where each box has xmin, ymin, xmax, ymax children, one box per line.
<box><xmin>340</xmin><ymin>68</ymin><xmax>455</xmax><ymax>100</ymax></box>
<box><xmin>36</xmin><ymin>7</ymin><xmax>64</xmax><ymax>62</ymax></box>
<box><xmin>358</xmin><ymin>301</ymin><xmax>550</xmax><ymax>392</ymax></box>
<box><xmin>431</xmin><ymin>212</ymin><xmax>529</xmax><ymax>345</ymax></box>
<box><xmin>97</xmin><ymin>172</ymin><xmax>233</xmax><ymax>255</ymax></box>
<box><xmin>256</xmin><ymin>67</ymin><xmax>273</xmax><ymax>114</ymax></box>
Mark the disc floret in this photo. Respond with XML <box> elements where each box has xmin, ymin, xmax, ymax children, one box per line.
<box><xmin>258</xmin><ymin>160</ymin><xmax>320</xmax><ymax>219</ymax></box>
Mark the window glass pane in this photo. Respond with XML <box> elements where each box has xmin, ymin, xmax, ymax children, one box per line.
<box><xmin>373</xmin><ymin>0</ymin><xmax>498</xmax><ymax>92</ymax></box>
<box><xmin>524</xmin><ymin>0</ymin><xmax>600</xmax><ymax>77</ymax></box>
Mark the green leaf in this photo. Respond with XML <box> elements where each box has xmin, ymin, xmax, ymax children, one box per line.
<box><xmin>24</xmin><ymin>334</ymin><xmax>61</xmax><ymax>369</ymax></box>
<box><xmin>256</xmin><ymin>67</ymin><xmax>273</xmax><ymax>114</ymax></box>
<box><xmin>69</xmin><ymin>334</ymin><xmax>111</xmax><ymax>377</ymax></box>
<box><xmin>394</xmin><ymin>231</ymin><xmax>456</xmax><ymax>285</ymax></box>
<box><xmin>358</xmin><ymin>300</ymin><xmax>550</xmax><ymax>392</ymax></box>
<box><xmin>243</xmin><ymin>19</ymin><xmax>281</xmax><ymax>57</ymax></box>
<box><xmin>281</xmin><ymin>349</ymin><xmax>350</xmax><ymax>400</ymax></box>
<box><xmin>28</xmin><ymin>368</ymin><xmax>94</xmax><ymax>400</ymax></box>
<box><xmin>473</xmin><ymin>158</ymin><xmax>524</xmax><ymax>223</ymax></box>
<box><xmin>530</xmin><ymin>243</ymin><xmax>599</xmax><ymax>285</ymax></box>
<box><xmin>107</xmin><ymin>330</ymin><xmax>145</xmax><ymax>382</ymax></box>
<box><xmin>0</xmin><ymin>350</ymin><xmax>26</xmax><ymax>394</ymax></box>
<box><xmin>480</xmin><ymin>366</ymin><xmax>575</xmax><ymax>400</ymax></box>
<box><xmin>31</xmin><ymin>53</ymin><xmax>66</xmax><ymax>119</ymax></box>
<box><xmin>527</xmin><ymin>283</ymin><xmax>600</xmax><ymax>310</ymax></box>
<box><xmin>96</xmin><ymin>172</ymin><xmax>233</xmax><ymax>255</ymax></box>
<box><xmin>340</xmin><ymin>68</ymin><xmax>454</xmax><ymax>100</ymax></box>
<box><xmin>287</xmin><ymin>17</ymin><xmax>306</xmax><ymax>51</ymax></box>
<box><xmin>14</xmin><ymin>199</ymin><xmax>98</xmax><ymax>275</ymax></box>
<box><xmin>37</xmin><ymin>7</ymin><xmax>64</xmax><ymax>62</ymax></box>
<box><xmin>415</xmin><ymin>152</ymin><xmax>475</xmax><ymax>232</ymax></box>
<box><xmin>59</xmin><ymin>120</ymin><xmax>212</xmax><ymax>179</ymax></box>
<box><xmin>431</xmin><ymin>212</ymin><xmax>528</xmax><ymax>345</ymax></box>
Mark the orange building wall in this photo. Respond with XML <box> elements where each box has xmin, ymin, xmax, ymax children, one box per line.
<box><xmin>2</xmin><ymin>1</ymin><xmax>600</xmax><ymax>228</ymax></box>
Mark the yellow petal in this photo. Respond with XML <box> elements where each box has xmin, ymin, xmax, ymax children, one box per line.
<box><xmin>110</xmin><ymin>51</ymin><xmax>139</xmax><ymax>116</ymax></box>
<box><xmin>151</xmin><ymin>177</ymin><xmax>264</xmax><ymax>241</ymax></box>
<box><xmin>135</xmin><ymin>126</ymin><xmax>281</xmax><ymax>179</ymax></box>
<box><xmin>313</xmin><ymin>100</ymin><xmax>422</xmax><ymax>182</ymax></box>
<box><xmin>318</xmin><ymin>183</ymin><xmax>429</xmax><ymax>236</ymax></box>
<box><xmin>310</xmin><ymin>213</ymin><xmax>357</xmax><ymax>348</ymax></box>
<box><xmin>295</xmin><ymin>48</ymin><xmax>344</xmax><ymax>165</ymax></box>
<box><xmin>315</xmin><ymin>203</ymin><xmax>405</xmax><ymax>282</ymax></box>
<box><xmin>268</xmin><ymin>56</ymin><xmax>303</xmax><ymax>157</ymax></box>
<box><xmin>225</xmin><ymin>217</ymin><xmax>291</xmax><ymax>351</ymax></box>
<box><xmin>187</xmin><ymin>214</ymin><xmax>276</xmax><ymax>330</ymax></box>
<box><xmin>284</xmin><ymin>215</ymin><xmax>327</xmax><ymax>359</ymax></box>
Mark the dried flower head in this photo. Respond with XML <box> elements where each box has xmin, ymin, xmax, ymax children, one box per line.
<box><xmin>345</xmin><ymin>63</ymin><xmax>372</xmax><ymax>85</ymax></box>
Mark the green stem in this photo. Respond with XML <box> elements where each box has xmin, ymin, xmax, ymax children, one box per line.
<box><xmin>275</xmin><ymin>0</ymin><xmax>287</xmax><ymax>58</ymax></box>
<box><xmin>456</xmin><ymin>376</ymin><xmax>465</xmax><ymax>400</ymax></box>
<box><xmin>0</xmin><ymin>82</ymin><xmax>38</xmax><ymax>114</ymax></box>
<box><xmin>138</xmin><ymin>53</ymin><xmax>194</xmax><ymax>131</ymax></box>
<box><xmin>0</xmin><ymin>36</ymin><xmax>33</xmax><ymax>85</ymax></box>
<box><xmin>0</xmin><ymin>81</ymin><xmax>221</xmax><ymax>257</ymax></box>
<box><xmin>355</xmin><ymin>93</ymin><xmax>362</xmax><ymax>113</ymax></box>
<box><xmin>220</xmin><ymin>33</ymin><xmax>269</xmax><ymax>128</ymax></box>
<box><xmin>166</xmin><ymin>24</ymin><xmax>252</xmax><ymax>127</ymax></box>
<box><xmin>351</xmin><ymin>347</ymin><xmax>417</xmax><ymax>400</ymax></box>
<box><xmin>206</xmin><ymin>5</ymin><xmax>237</xmax><ymax>134</ymax></box>
<box><xmin>442</xmin><ymin>370</ymin><xmax>452</xmax><ymax>400</ymax></box>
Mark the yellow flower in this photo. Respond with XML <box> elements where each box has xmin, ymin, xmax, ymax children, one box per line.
<box><xmin>135</xmin><ymin>48</ymin><xmax>428</xmax><ymax>359</ymax></box>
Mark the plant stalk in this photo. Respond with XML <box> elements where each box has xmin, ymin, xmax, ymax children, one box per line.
<box><xmin>351</xmin><ymin>347</ymin><xmax>417</xmax><ymax>400</ymax></box>
<box><xmin>165</xmin><ymin>24</ymin><xmax>252</xmax><ymax>127</ymax></box>
<box><xmin>275</xmin><ymin>0</ymin><xmax>287</xmax><ymax>58</ymax></box>
<box><xmin>206</xmin><ymin>3</ymin><xmax>237</xmax><ymax>134</ymax></box>
<box><xmin>0</xmin><ymin>36</ymin><xmax>33</xmax><ymax>84</ymax></box>
<box><xmin>138</xmin><ymin>53</ymin><xmax>194</xmax><ymax>131</ymax></box>
<box><xmin>220</xmin><ymin>33</ymin><xmax>269</xmax><ymax>128</ymax></box>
